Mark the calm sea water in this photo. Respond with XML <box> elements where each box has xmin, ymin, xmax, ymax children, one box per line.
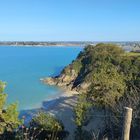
<box><xmin>0</xmin><ymin>46</ymin><xmax>82</xmax><ymax>110</ymax></box>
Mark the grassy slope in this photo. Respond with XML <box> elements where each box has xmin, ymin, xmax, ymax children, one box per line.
<box><xmin>125</xmin><ymin>52</ymin><xmax>140</xmax><ymax>56</ymax></box>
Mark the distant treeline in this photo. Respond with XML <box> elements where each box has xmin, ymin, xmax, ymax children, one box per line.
<box><xmin>0</xmin><ymin>41</ymin><xmax>140</xmax><ymax>51</ymax></box>
<box><xmin>0</xmin><ymin>41</ymin><xmax>90</xmax><ymax>46</ymax></box>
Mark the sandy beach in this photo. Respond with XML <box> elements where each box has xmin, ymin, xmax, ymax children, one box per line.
<box><xmin>43</xmin><ymin>90</ymin><xmax>79</xmax><ymax>139</ymax></box>
<box><xmin>20</xmin><ymin>90</ymin><xmax>79</xmax><ymax>139</ymax></box>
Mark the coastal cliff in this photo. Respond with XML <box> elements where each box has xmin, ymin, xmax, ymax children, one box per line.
<box><xmin>42</xmin><ymin>61</ymin><xmax>90</xmax><ymax>92</ymax></box>
<box><xmin>42</xmin><ymin>43</ymin><xmax>126</xmax><ymax>92</ymax></box>
<box><xmin>42</xmin><ymin>43</ymin><xmax>140</xmax><ymax>94</ymax></box>
<box><xmin>41</xmin><ymin>43</ymin><xmax>140</xmax><ymax>139</ymax></box>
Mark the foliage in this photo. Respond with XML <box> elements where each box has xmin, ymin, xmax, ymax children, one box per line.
<box><xmin>109</xmin><ymin>83</ymin><xmax>140</xmax><ymax>139</ymax></box>
<box><xmin>89</xmin><ymin>62</ymin><xmax>126</xmax><ymax>108</ymax></box>
<box><xmin>72</xmin><ymin>43</ymin><xmax>140</xmax><ymax>139</ymax></box>
<box><xmin>15</xmin><ymin>125</ymin><xmax>68</xmax><ymax>140</ymax></box>
<box><xmin>0</xmin><ymin>81</ymin><xmax>21</xmax><ymax>135</ymax></box>
<box><xmin>31</xmin><ymin>112</ymin><xmax>63</xmax><ymax>131</ymax></box>
<box><xmin>71</xmin><ymin>43</ymin><xmax>140</xmax><ymax>109</ymax></box>
<box><xmin>0</xmin><ymin>111</ymin><xmax>68</xmax><ymax>140</ymax></box>
<box><xmin>72</xmin><ymin>60</ymin><xmax>82</xmax><ymax>73</ymax></box>
<box><xmin>74</xmin><ymin>94</ymin><xmax>92</xmax><ymax>127</ymax></box>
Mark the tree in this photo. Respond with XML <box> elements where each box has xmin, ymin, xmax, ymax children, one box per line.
<box><xmin>31</xmin><ymin>112</ymin><xmax>63</xmax><ymax>131</ymax></box>
<box><xmin>89</xmin><ymin>62</ymin><xmax>126</xmax><ymax>108</ymax></box>
<box><xmin>0</xmin><ymin>81</ymin><xmax>21</xmax><ymax>134</ymax></box>
<box><xmin>23</xmin><ymin>112</ymin><xmax>68</xmax><ymax>140</ymax></box>
<box><xmin>74</xmin><ymin>94</ymin><xmax>92</xmax><ymax>140</ymax></box>
<box><xmin>74</xmin><ymin>94</ymin><xmax>92</xmax><ymax>127</ymax></box>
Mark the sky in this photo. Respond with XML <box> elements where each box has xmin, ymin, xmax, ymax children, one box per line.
<box><xmin>0</xmin><ymin>0</ymin><xmax>140</xmax><ymax>41</ymax></box>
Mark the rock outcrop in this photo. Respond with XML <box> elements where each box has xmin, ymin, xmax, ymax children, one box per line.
<box><xmin>42</xmin><ymin>67</ymin><xmax>80</xmax><ymax>91</ymax></box>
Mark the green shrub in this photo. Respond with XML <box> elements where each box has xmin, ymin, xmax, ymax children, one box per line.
<box><xmin>0</xmin><ymin>81</ymin><xmax>21</xmax><ymax>134</ymax></box>
<box><xmin>31</xmin><ymin>112</ymin><xmax>63</xmax><ymax>131</ymax></box>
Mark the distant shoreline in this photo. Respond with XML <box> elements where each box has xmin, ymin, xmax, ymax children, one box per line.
<box><xmin>0</xmin><ymin>44</ymin><xmax>84</xmax><ymax>47</ymax></box>
<box><xmin>0</xmin><ymin>41</ymin><xmax>90</xmax><ymax>47</ymax></box>
<box><xmin>0</xmin><ymin>41</ymin><xmax>139</xmax><ymax>50</ymax></box>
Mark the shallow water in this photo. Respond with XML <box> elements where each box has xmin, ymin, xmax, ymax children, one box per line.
<box><xmin>0</xmin><ymin>46</ymin><xmax>82</xmax><ymax>110</ymax></box>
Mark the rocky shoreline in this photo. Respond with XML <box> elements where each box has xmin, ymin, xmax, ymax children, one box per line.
<box><xmin>40</xmin><ymin>75</ymin><xmax>75</xmax><ymax>91</ymax></box>
<box><xmin>40</xmin><ymin>70</ymin><xmax>91</xmax><ymax>93</ymax></box>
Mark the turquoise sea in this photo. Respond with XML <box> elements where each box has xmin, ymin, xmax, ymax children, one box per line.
<box><xmin>0</xmin><ymin>46</ymin><xmax>82</xmax><ymax>110</ymax></box>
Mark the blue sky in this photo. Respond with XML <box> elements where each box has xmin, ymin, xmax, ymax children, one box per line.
<box><xmin>0</xmin><ymin>0</ymin><xmax>140</xmax><ymax>41</ymax></box>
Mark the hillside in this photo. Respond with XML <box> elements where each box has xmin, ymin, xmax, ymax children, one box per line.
<box><xmin>42</xmin><ymin>43</ymin><xmax>140</xmax><ymax>93</ymax></box>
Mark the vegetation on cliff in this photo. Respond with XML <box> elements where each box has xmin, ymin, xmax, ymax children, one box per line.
<box><xmin>31</xmin><ymin>112</ymin><xmax>64</xmax><ymax>131</ymax></box>
<box><xmin>72</xmin><ymin>43</ymin><xmax>140</xmax><ymax>139</ymax></box>
<box><xmin>44</xmin><ymin>43</ymin><xmax>140</xmax><ymax>139</ymax></box>
<box><xmin>44</xmin><ymin>43</ymin><xmax>139</xmax><ymax>92</ymax></box>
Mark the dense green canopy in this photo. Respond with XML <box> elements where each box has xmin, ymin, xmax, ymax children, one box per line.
<box><xmin>73</xmin><ymin>43</ymin><xmax>140</xmax><ymax>139</ymax></box>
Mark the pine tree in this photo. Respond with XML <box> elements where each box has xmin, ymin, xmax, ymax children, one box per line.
<box><xmin>0</xmin><ymin>81</ymin><xmax>21</xmax><ymax>134</ymax></box>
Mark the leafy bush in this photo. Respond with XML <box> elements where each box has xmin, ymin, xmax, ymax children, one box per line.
<box><xmin>31</xmin><ymin>112</ymin><xmax>63</xmax><ymax>131</ymax></box>
<box><xmin>13</xmin><ymin>112</ymin><xmax>68</xmax><ymax>140</ymax></box>
<box><xmin>74</xmin><ymin>94</ymin><xmax>92</xmax><ymax>127</ymax></box>
<box><xmin>0</xmin><ymin>81</ymin><xmax>21</xmax><ymax>135</ymax></box>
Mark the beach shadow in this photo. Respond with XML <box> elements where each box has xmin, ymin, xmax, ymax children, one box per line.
<box><xmin>19</xmin><ymin>95</ymin><xmax>78</xmax><ymax>133</ymax></box>
<box><xmin>42</xmin><ymin>96</ymin><xmax>76</xmax><ymax>110</ymax></box>
<box><xmin>42</xmin><ymin>95</ymin><xmax>78</xmax><ymax>136</ymax></box>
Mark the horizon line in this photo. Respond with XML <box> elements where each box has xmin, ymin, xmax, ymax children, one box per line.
<box><xmin>0</xmin><ymin>40</ymin><xmax>140</xmax><ymax>42</ymax></box>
